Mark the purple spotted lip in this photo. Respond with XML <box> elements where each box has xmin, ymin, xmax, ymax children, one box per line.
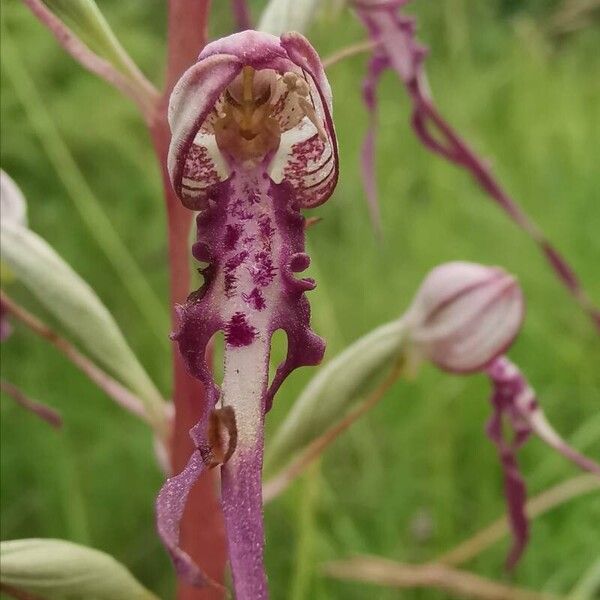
<box><xmin>156</xmin><ymin>30</ymin><xmax>338</xmax><ymax>599</ymax></box>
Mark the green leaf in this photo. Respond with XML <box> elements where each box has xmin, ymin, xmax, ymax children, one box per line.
<box><xmin>265</xmin><ymin>319</ymin><xmax>407</xmax><ymax>474</ymax></box>
<box><xmin>0</xmin><ymin>221</ymin><xmax>165</xmax><ymax>420</ymax></box>
<box><xmin>0</xmin><ymin>539</ymin><xmax>159</xmax><ymax>600</ymax></box>
<box><xmin>258</xmin><ymin>0</ymin><xmax>321</xmax><ymax>35</ymax></box>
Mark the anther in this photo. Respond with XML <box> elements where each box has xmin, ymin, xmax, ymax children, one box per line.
<box><xmin>242</xmin><ymin>66</ymin><xmax>255</xmax><ymax>103</ymax></box>
<box><xmin>298</xmin><ymin>97</ymin><xmax>327</xmax><ymax>141</ymax></box>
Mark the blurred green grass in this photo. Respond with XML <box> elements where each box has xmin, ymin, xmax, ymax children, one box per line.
<box><xmin>1</xmin><ymin>1</ymin><xmax>599</xmax><ymax>599</ymax></box>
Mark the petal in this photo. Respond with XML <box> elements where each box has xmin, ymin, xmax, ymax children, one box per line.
<box><xmin>485</xmin><ymin>393</ymin><xmax>529</xmax><ymax>570</ymax></box>
<box><xmin>155</xmin><ymin>424</ymin><xmax>223</xmax><ymax>590</ymax></box>
<box><xmin>167</xmin><ymin>54</ymin><xmax>241</xmax><ymax>207</ymax></box>
<box><xmin>359</xmin><ymin>52</ymin><xmax>389</xmax><ymax>233</ymax></box>
<box><xmin>221</xmin><ymin>444</ymin><xmax>268</xmax><ymax>598</ymax></box>
<box><xmin>279</xmin><ymin>32</ymin><xmax>339</xmax><ymax>207</ymax></box>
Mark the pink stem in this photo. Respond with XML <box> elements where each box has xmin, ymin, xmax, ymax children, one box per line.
<box><xmin>1</xmin><ymin>379</ymin><xmax>63</xmax><ymax>429</ymax></box>
<box><xmin>150</xmin><ymin>2</ymin><xmax>227</xmax><ymax>599</ymax></box>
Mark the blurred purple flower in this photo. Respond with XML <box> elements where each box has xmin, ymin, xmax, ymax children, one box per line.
<box><xmin>486</xmin><ymin>356</ymin><xmax>600</xmax><ymax>568</ymax></box>
<box><xmin>352</xmin><ymin>0</ymin><xmax>600</xmax><ymax>328</ymax></box>
<box><xmin>157</xmin><ymin>30</ymin><xmax>338</xmax><ymax>598</ymax></box>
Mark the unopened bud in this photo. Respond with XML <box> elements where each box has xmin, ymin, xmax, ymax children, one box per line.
<box><xmin>405</xmin><ymin>262</ymin><xmax>524</xmax><ymax>373</ymax></box>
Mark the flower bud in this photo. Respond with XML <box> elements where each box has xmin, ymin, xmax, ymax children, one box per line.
<box><xmin>405</xmin><ymin>261</ymin><xmax>524</xmax><ymax>373</ymax></box>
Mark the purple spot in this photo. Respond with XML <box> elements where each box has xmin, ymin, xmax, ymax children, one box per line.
<box><xmin>225</xmin><ymin>251</ymin><xmax>249</xmax><ymax>271</ymax></box>
<box><xmin>258</xmin><ymin>215</ymin><xmax>275</xmax><ymax>241</ymax></box>
<box><xmin>226</xmin><ymin>312</ymin><xmax>256</xmax><ymax>347</ymax></box>
<box><xmin>231</xmin><ymin>198</ymin><xmax>252</xmax><ymax>220</ymax></box>
<box><xmin>224</xmin><ymin>224</ymin><xmax>242</xmax><ymax>250</ymax></box>
<box><xmin>242</xmin><ymin>288</ymin><xmax>267</xmax><ymax>311</ymax></box>
<box><xmin>527</xmin><ymin>398</ymin><xmax>538</xmax><ymax>412</ymax></box>
<box><xmin>251</xmin><ymin>251</ymin><xmax>276</xmax><ymax>287</ymax></box>
<box><xmin>224</xmin><ymin>272</ymin><xmax>237</xmax><ymax>297</ymax></box>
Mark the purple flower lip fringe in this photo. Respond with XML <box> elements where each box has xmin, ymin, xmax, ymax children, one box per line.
<box><xmin>156</xmin><ymin>30</ymin><xmax>338</xmax><ymax>599</ymax></box>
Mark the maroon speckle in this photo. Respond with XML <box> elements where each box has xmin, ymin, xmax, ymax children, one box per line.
<box><xmin>226</xmin><ymin>312</ymin><xmax>256</xmax><ymax>347</ymax></box>
<box><xmin>242</xmin><ymin>288</ymin><xmax>267</xmax><ymax>311</ymax></box>
<box><xmin>251</xmin><ymin>251</ymin><xmax>276</xmax><ymax>287</ymax></box>
<box><xmin>248</xmin><ymin>190</ymin><xmax>261</xmax><ymax>204</ymax></box>
<box><xmin>225</xmin><ymin>251</ymin><xmax>249</xmax><ymax>271</ymax></box>
<box><xmin>224</xmin><ymin>224</ymin><xmax>243</xmax><ymax>250</ymax></box>
<box><xmin>258</xmin><ymin>215</ymin><xmax>275</xmax><ymax>241</ymax></box>
<box><xmin>527</xmin><ymin>398</ymin><xmax>538</xmax><ymax>412</ymax></box>
<box><xmin>224</xmin><ymin>252</ymin><xmax>248</xmax><ymax>297</ymax></box>
<box><xmin>231</xmin><ymin>198</ymin><xmax>252</xmax><ymax>220</ymax></box>
<box><xmin>183</xmin><ymin>145</ymin><xmax>219</xmax><ymax>182</ymax></box>
<box><xmin>224</xmin><ymin>272</ymin><xmax>237</xmax><ymax>297</ymax></box>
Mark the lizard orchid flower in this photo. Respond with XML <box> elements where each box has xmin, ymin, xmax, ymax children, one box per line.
<box><xmin>486</xmin><ymin>357</ymin><xmax>600</xmax><ymax>569</ymax></box>
<box><xmin>156</xmin><ymin>30</ymin><xmax>338</xmax><ymax>598</ymax></box>
<box><xmin>405</xmin><ymin>262</ymin><xmax>524</xmax><ymax>373</ymax></box>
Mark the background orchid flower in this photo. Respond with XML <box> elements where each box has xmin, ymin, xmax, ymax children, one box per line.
<box><xmin>157</xmin><ymin>30</ymin><xmax>338</xmax><ymax>598</ymax></box>
<box><xmin>486</xmin><ymin>356</ymin><xmax>600</xmax><ymax>569</ymax></box>
<box><xmin>352</xmin><ymin>0</ymin><xmax>600</xmax><ymax>329</ymax></box>
<box><xmin>264</xmin><ymin>259</ymin><xmax>598</xmax><ymax>574</ymax></box>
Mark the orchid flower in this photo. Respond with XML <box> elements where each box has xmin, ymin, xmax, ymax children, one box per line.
<box><xmin>404</xmin><ymin>263</ymin><xmax>599</xmax><ymax>567</ymax></box>
<box><xmin>485</xmin><ymin>356</ymin><xmax>600</xmax><ymax>569</ymax></box>
<box><xmin>156</xmin><ymin>30</ymin><xmax>338</xmax><ymax>598</ymax></box>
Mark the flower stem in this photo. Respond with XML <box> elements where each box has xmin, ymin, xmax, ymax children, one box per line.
<box><xmin>21</xmin><ymin>0</ymin><xmax>159</xmax><ymax>119</ymax></box>
<box><xmin>436</xmin><ymin>474</ymin><xmax>600</xmax><ymax>566</ymax></box>
<box><xmin>152</xmin><ymin>2</ymin><xmax>226</xmax><ymax>598</ymax></box>
<box><xmin>323</xmin><ymin>556</ymin><xmax>562</xmax><ymax>600</ymax></box>
<box><xmin>322</xmin><ymin>39</ymin><xmax>378</xmax><ymax>69</ymax></box>
<box><xmin>1</xmin><ymin>291</ymin><xmax>154</xmax><ymax>429</ymax></box>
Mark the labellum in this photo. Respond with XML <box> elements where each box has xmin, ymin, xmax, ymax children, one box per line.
<box><xmin>156</xmin><ymin>31</ymin><xmax>338</xmax><ymax>598</ymax></box>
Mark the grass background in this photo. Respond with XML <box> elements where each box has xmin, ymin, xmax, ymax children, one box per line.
<box><xmin>1</xmin><ymin>0</ymin><xmax>599</xmax><ymax>598</ymax></box>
